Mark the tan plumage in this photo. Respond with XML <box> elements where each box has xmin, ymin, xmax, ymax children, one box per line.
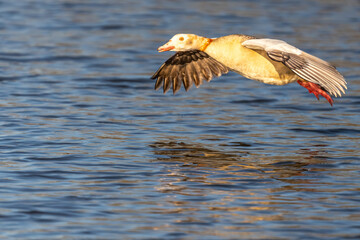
<box><xmin>151</xmin><ymin>34</ymin><xmax>347</xmax><ymax>105</ymax></box>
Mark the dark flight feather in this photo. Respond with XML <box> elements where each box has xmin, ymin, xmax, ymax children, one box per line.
<box><xmin>151</xmin><ymin>50</ymin><xmax>229</xmax><ymax>94</ymax></box>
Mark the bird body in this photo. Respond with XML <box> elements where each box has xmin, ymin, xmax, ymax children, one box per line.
<box><xmin>205</xmin><ymin>35</ymin><xmax>297</xmax><ymax>85</ymax></box>
<box><xmin>152</xmin><ymin>33</ymin><xmax>347</xmax><ymax>105</ymax></box>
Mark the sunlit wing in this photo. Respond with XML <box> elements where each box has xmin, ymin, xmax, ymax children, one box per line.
<box><xmin>242</xmin><ymin>38</ymin><xmax>347</xmax><ymax>97</ymax></box>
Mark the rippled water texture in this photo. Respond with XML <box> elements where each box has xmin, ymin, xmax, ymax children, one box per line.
<box><xmin>0</xmin><ymin>0</ymin><xmax>359</xmax><ymax>239</ymax></box>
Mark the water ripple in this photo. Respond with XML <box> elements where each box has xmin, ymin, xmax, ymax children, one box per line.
<box><xmin>0</xmin><ymin>0</ymin><xmax>359</xmax><ymax>239</ymax></box>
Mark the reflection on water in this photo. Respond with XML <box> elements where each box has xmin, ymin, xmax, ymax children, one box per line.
<box><xmin>149</xmin><ymin>140</ymin><xmax>359</xmax><ymax>239</ymax></box>
<box><xmin>150</xmin><ymin>140</ymin><xmax>329</xmax><ymax>188</ymax></box>
<box><xmin>0</xmin><ymin>0</ymin><xmax>359</xmax><ymax>239</ymax></box>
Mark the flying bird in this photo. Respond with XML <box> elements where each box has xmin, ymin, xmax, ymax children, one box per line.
<box><xmin>151</xmin><ymin>34</ymin><xmax>347</xmax><ymax>106</ymax></box>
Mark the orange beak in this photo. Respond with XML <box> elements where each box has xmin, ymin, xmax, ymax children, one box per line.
<box><xmin>157</xmin><ymin>41</ymin><xmax>175</xmax><ymax>52</ymax></box>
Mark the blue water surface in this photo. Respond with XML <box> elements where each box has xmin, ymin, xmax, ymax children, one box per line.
<box><xmin>0</xmin><ymin>0</ymin><xmax>359</xmax><ymax>239</ymax></box>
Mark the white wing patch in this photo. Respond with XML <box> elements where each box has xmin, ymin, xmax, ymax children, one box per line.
<box><xmin>242</xmin><ymin>38</ymin><xmax>302</xmax><ymax>55</ymax></box>
<box><xmin>242</xmin><ymin>38</ymin><xmax>347</xmax><ymax>97</ymax></box>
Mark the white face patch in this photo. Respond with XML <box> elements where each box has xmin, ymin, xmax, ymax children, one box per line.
<box><xmin>171</xmin><ymin>34</ymin><xmax>188</xmax><ymax>42</ymax></box>
<box><xmin>168</xmin><ymin>34</ymin><xmax>184</xmax><ymax>50</ymax></box>
<box><xmin>167</xmin><ymin>34</ymin><xmax>196</xmax><ymax>51</ymax></box>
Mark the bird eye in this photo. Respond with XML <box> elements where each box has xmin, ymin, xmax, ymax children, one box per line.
<box><xmin>179</xmin><ymin>37</ymin><xmax>184</xmax><ymax>41</ymax></box>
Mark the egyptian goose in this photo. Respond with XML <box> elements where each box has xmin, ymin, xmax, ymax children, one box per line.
<box><xmin>151</xmin><ymin>34</ymin><xmax>347</xmax><ymax>106</ymax></box>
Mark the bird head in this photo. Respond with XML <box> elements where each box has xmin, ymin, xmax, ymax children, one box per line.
<box><xmin>157</xmin><ymin>34</ymin><xmax>203</xmax><ymax>52</ymax></box>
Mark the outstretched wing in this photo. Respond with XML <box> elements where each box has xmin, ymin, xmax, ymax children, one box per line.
<box><xmin>151</xmin><ymin>50</ymin><xmax>229</xmax><ymax>94</ymax></box>
<box><xmin>242</xmin><ymin>38</ymin><xmax>347</xmax><ymax>97</ymax></box>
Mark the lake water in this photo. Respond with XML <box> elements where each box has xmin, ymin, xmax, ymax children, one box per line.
<box><xmin>0</xmin><ymin>0</ymin><xmax>359</xmax><ymax>239</ymax></box>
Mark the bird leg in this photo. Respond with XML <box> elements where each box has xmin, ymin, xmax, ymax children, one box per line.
<box><xmin>297</xmin><ymin>80</ymin><xmax>334</xmax><ymax>106</ymax></box>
